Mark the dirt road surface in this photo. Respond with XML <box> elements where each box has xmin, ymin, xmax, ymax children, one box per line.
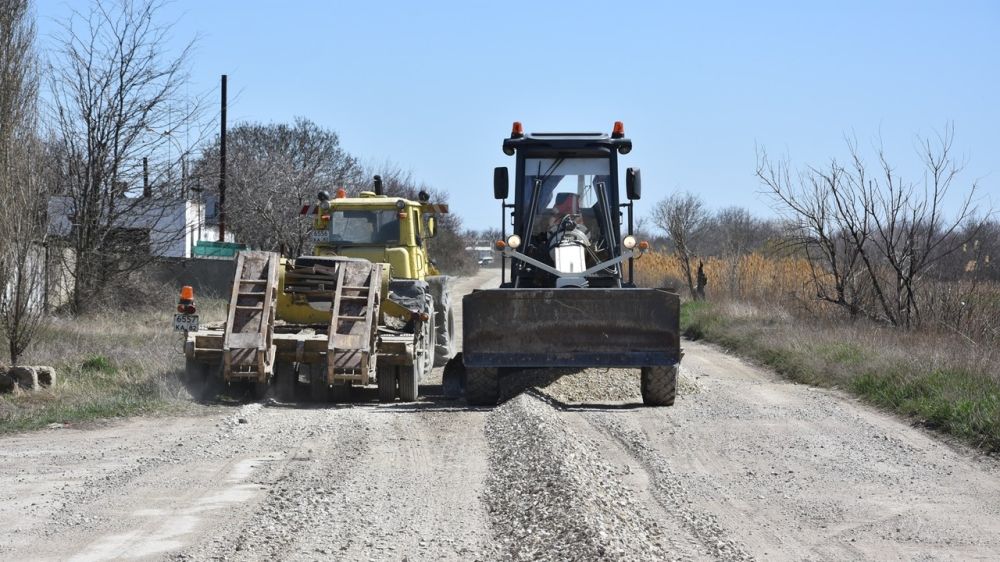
<box><xmin>2</xmin><ymin>270</ymin><xmax>999</xmax><ymax>561</ymax></box>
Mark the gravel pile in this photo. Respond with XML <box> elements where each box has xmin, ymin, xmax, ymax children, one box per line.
<box><xmin>484</xmin><ymin>393</ymin><xmax>677</xmax><ymax>561</ymax></box>
<box><xmin>506</xmin><ymin>367</ymin><xmax>700</xmax><ymax>405</ymax></box>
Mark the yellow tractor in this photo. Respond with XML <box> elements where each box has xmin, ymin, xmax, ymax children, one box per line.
<box><xmin>177</xmin><ymin>176</ymin><xmax>455</xmax><ymax>403</ymax></box>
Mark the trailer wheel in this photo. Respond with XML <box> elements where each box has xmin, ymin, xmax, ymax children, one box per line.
<box><xmin>640</xmin><ymin>365</ymin><xmax>677</xmax><ymax>406</ymax></box>
<box><xmin>330</xmin><ymin>382</ymin><xmax>352</xmax><ymax>403</ymax></box>
<box><xmin>398</xmin><ymin>365</ymin><xmax>418</xmax><ymax>402</ymax></box>
<box><xmin>465</xmin><ymin>367</ymin><xmax>500</xmax><ymax>406</ymax></box>
<box><xmin>275</xmin><ymin>363</ymin><xmax>295</xmax><ymax>402</ymax></box>
<box><xmin>184</xmin><ymin>357</ymin><xmax>210</xmax><ymax>382</ymax></box>
<box><xmin>377</xmin><ymin>365</ymin><xmax>397</xmax><ymax>403</ymax></box>
<box><xmin>252</xmin><ymin>379</ymin><xmax>270</xmax><ymax>400</ymax></box>
<box><xmin>185</xmin><ymin>358</ymin><xmax>223</xmax><ymax>401</ymax></box>
<box><xmin>310</xmin><ymin>367</ymin><xmax>329</xmax><ymax>402</ymax></box>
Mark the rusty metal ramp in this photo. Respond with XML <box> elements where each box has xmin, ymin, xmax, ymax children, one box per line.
<box><xmin>223</xmin><ymin>251</ymin><xmax>279</xmax><ymax>382</ymax></box>
<box><xmin>461</xmin><ymin>288</ymin><xmax>681</xmax><ymax>369</ymax></box>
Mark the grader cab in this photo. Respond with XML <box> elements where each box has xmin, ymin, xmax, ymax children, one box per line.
<box><xmin>451</xmin><ymin>122</ymin><xmax>682</xmax><ymax>406</ymax></box>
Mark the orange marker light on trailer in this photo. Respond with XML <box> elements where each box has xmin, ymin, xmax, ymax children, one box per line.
<box><xmin>612</xmin><ymin>121</ymin><xmax>625</xmax><ymax>139</ymax></box>
<box><xmin>177</xmin><ymin>285</ymin><xmax>196</xmax><ymax>314</ymax></box>
<box><xmin>511</xmin><ymin>121</ymin><xmax>524</xmax><ymax>139</ymax></box>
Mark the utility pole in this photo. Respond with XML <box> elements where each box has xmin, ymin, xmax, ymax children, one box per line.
<box><xmin>218</xmin><ymin>74</ymin><xmax>227</xmax><ymax>242</ymax></box>
<box><xmin>142</xmin><ymin>157</ymin><xmax>150</xmax><ymax>197</ymax></box>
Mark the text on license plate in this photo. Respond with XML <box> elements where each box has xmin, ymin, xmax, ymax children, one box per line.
<box><xmin>173</xmin><ymin>313</ymin><xmax>199</xmax><ymax>332</ymax></box>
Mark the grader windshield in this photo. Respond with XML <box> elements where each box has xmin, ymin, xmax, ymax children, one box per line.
<box><xmin>522</xmin><ymin>157</ymin><xmax>613</xmax><ymax>250</ymax></box>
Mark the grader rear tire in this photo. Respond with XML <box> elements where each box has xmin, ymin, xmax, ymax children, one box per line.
<box><xmin>640</xmin><ymin>365</ymin><xmax>678</xmax><ymax>406</ymax></box>
<box><xmin>465</xmin><ymin>367</ymin><xmax>500</xmax><ymax>406</ymax></box>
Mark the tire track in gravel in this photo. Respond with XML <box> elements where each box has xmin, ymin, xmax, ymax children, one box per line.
<box><xmin>580</xmin><ymin>409</ymin><xmax>755</xmax><ymax>562</ymax></box>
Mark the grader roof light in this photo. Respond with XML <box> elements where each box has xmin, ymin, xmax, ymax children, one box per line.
<box><xmin>510</xmin><ymin>121</ymin><xmax>524</xmax><ymax>139</ymax></box>
<box><xmin>612</xmin><ymin>121</ymin><xmax>625</xmax><ymax>139</ymax></box>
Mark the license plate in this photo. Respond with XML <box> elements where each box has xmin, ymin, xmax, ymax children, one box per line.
<box><xmin>173</xmin><ymin>313</ymin><xmax>199</xmax><ymax>332</ymax></box>
<box><xmin>311</xmin><ymin>229</ymin><xmax>329</xmax><ymax>242</ymax></box>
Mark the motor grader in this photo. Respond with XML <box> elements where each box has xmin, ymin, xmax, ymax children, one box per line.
<box><xmin>177</xmin><ymin>177</ymin><xmax>455</xmax><ymax>403</ymax></box>
<box><xmin>445</xmin><ymin>121</ymin><xmax>682</xmax><ymax>406</ymax></box>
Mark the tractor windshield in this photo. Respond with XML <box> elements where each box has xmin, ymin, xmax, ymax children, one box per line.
<box><xmin>327</xmin><ymin>209</ymin><xmax>400</xmax><ymax>244</ymax></box>
<box><xmin>523</xmin><ymin>158</ymin><xmax>613</xmax><ymax>257</ymax></box>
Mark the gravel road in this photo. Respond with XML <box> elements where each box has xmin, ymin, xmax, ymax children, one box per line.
<box><xmin>2</xmin><ymin>269</ymin><xmax>999</xmax><ymax>561</ymax></box>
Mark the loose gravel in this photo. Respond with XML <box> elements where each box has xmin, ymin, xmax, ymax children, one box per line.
<box><xmin>484</xmin><ymin>393</ymin><xmax>689</xmax><ymax>561</ymax></box>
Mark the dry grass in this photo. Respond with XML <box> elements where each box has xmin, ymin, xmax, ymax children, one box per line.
<box><xmin>0</xmin><ymin>297</ymin><xmax>227</xmax><ymax>433</ymax></box>
<box><xmin>635</xmin><ymin>252</ymin><xmax>816</xmax><ymax>303</ymax></box>
<box><xmin>641</xmin><ymin>250</ymin><xmax>1000</xmax><ymax>450</ymax></box>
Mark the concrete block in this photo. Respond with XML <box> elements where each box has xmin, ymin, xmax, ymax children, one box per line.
<box><xmin>0</xmin><ymin>372</ymin><xmax>13</xmax><ymax>393</ymax></box>
<box><xmin>10</xmin><ymin>366</ymin><xmax>38</xmax><ymax>391</ymax></box>
<box><xmin>34</xmin><ymin>366</ymin><xmax>56</xmax><ymax>388</ymax></box>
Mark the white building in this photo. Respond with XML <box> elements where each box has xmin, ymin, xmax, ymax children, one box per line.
<box><xmin>47</xmin><ymin>195</ymin><xmax>234</xmax><ymax>259</ymax></box>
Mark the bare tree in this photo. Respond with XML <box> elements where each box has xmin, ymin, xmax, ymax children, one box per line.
<box><xmin>192</xmin><ymin>118</ymin><xmax>364</xmax><ymax>256</ymax></box>
<box><xmin>0</xmin><ymin>0</ymin><xmax>48</xmax><ymax>364</ymax></box>
<box><xmin>48</xmin><ymin>0</ymin><xmax>200</xmax><ymax>311</ymax></box>
<box><xmin>652</xmin><ymin>192</ymin><xmax>709</xmax><ymax>299</ymax></box>
<box><xmin>757</xmin><ymin>129</ymin><xmax>986</xmax><ymax>328</ymax></box>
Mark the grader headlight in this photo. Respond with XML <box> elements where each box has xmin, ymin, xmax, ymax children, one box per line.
<box><xmin>623</xmin><ymin>235</ymin><xmax>637</xmax><ymax>249</ymax></box>
<box><xmin>506</xmin><ymin>234</ymin><xmax>522</xmax><ymax>249</ymax></box>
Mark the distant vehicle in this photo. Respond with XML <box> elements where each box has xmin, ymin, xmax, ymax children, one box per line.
<box><xmin>465</xmin><ymin>245</ymin><xmax>496</xmax><ymax>266</ymax></box>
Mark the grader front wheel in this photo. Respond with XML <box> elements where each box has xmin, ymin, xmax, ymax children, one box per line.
<box><xmin>640</xmin><ymin>365</ymin><xmax>678</xmax><ymax>406</ymax></box>
<box><xmin>465</xmin><ymin>367</ymin><xmax>500</xmax><ymax>406</ymax></box>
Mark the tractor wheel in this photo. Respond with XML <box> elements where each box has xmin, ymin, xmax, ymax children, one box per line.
<box><xmin>309</xmin><ymin>367</ymin><xmax>329</xmax><ymax>402</ymax></box>
<box><xmin>275</xmin><ymin>362</ymin><xmax>296</xmax><ymax>402</ymax></box>
<box><xmin>398</xmin><ymin>365</ymin><xmax>419</xmax><ymax>402</ymax></box>
<box><xmin>434</xmin><ymin>305</ymin><xmax>456</xmax><ymax>367</ymax></box>
<box><xmin>422</xmin><ymin>296</ymin><xmax>436</xmax><ymax>374</ymax></box>
<box><xmin>640</xmin><ymin>365</ymin><xmax>678</xmax><ymax>406</ymax></box>
<box><xmin>442</xmin><ymin>353</ymin><xmax>465</xmax><ymax>399</ymax></box>
<box><xmin>377</xmin><ymin>364</ymin><xmax>397</xmax><ymax>403</ymax></box>
<box><xmin>465</xmin><ymin>367</ymin><xmax>500</xmax><ymax>406</ymax></box>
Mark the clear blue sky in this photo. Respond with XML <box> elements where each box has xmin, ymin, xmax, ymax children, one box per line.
<box><xmin>34</xmin><ymin>0</ymin><xmax>999</xmax><ymax>230</ymax></box>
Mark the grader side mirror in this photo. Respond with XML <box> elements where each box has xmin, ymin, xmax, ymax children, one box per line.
<box><xmin>626</xmin><ymin>167</ymin><xmax>641</xmax><ymax>200</ymax></box>
<box><xmin>426</xmin><ymin>216</ymin><xmax>437</xmax><ymax>238</ymax></box>
<box><xmin>494</xmin><ymin>167</ymin><xmax>509</xmax><ymax>200</ymax></box>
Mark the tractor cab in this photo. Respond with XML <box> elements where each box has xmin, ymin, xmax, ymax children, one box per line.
<box><xmin>494</xmin><ymin>122</ymin><xmax>643</xmax><ymax>288</ymax></box>
<box><xmin>304</xmin><ymin>178</ymin><xmax>446</xmax><ymax>282</ymax></box>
